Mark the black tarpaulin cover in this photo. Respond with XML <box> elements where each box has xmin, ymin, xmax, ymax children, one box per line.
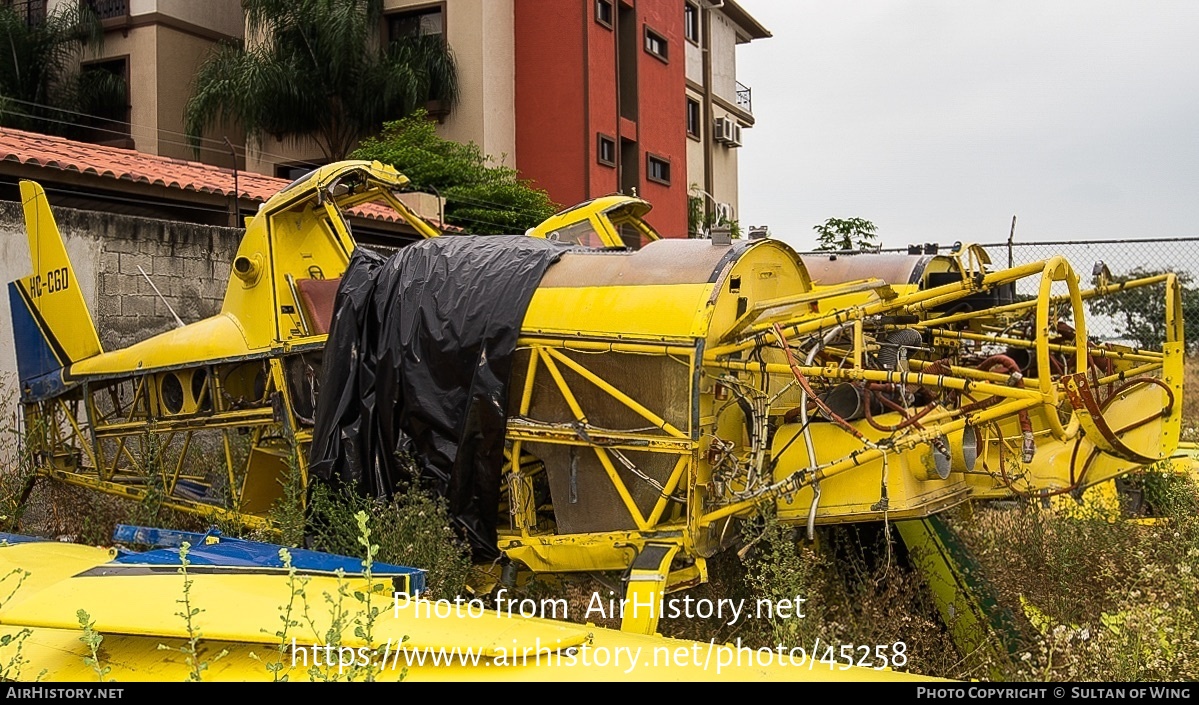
<box><xmin>308</xmin><ymin>235</ymin><xmax>570</xmax><ymax>560</ymax></box>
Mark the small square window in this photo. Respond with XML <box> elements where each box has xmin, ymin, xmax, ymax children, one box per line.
<box><xmin>686</xmin><ymin>98</ymin><xmax>701</xmax><ymax>139</ymax></box>
<box><xmin>646</xmin><ymin>154</ymin><xmax>671</xmax><ymax>185</ymax></box>
<box><xmin>644</xmin><ymin>26</ymin><xmax>668</xmax><ymax>62</ymax></box>
<box><xmin>598</xmin><ymin>134</ymin><xmax>616</xmax><ymax>167</ymax></box>
<box><xmin>684</xmin><ymin>2</ymin><xmax>700</xmax><ymax>44</ymax></box>
<box><xmin>595</xmin><ymin>0</ymin><xmax>613</xmax><ymax>28</ymax></box>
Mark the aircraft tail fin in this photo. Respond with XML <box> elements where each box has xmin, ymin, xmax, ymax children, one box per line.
<box><xmin>8</xmin><ymin>181</ymin><xmax>102</xmax><ymax>396</ymax></box>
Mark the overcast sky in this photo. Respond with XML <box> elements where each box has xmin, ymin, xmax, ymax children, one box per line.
<box><xmin>735</xmin><ymin>1</ymin><xmax>1199</xmax><ymax>251</ymax></box>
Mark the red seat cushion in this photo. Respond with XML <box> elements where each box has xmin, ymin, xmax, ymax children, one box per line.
<box><xmin>295</xmin><ymin>277</ymin><xmax>342</xmax><ymax>335</ymax></box>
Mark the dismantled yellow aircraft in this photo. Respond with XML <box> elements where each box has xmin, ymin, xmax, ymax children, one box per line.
<box><xmin>10</xmin><ymin>162</ymin><xmax>439</xmax><ymax>528</ymax></box>
<box><xmin>8</xmin><ymin>159</ymin><xmax>1184</xmax><ymax>651</ymax></box>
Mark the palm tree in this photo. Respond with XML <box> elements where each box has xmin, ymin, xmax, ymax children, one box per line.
<box><xmin>185</xmin><ymin>0</ymin><xmax>459</xmax><ymax>162</ymax></box>
<box><xmin>0</xmin><ymin>2</ymin><xmax>127</xmax><ymax>139</ymax></box>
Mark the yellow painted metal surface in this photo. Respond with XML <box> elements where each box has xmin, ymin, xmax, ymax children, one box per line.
<box><xmin>0</xmin><ymin>624</ymin><xmax>936</xmax><ymax>682</ymax></box>
<box><xmin>524</xmin><ymin>283</ymin><xmax>714</xmax><ymax>339</ymax></box>
<box><xmin>69</xmin><ymin>315</ymin><xmax>251</xmax><ymax>377</ymax></box>
<box><xmin>10</xmin><ymin>157</ymin><xmax>1186</xmax><ymax>652</ymax></box>
<box><xmin>895</xmin><ymin>518</ymin><xmax>1015</xmax><ymax>680</ymax></box>
<box><xmin>12</xmin><ymin>161</ymin><xmax>441</xmax><ymax>525</ymax></box>
<box><xmin>511</xmin><ymin>221</ymin><xmax>1184</xmax><ymax>612</ymax></box>
<box><xmin>1</xmin><ymin>575</ymin><xmax>589</xmax><ymax>656</ymax></box>
<box><xmin>15</xmin><ymin>182</ymin><xmax>103</xmax><ymax>366</ymax></box>
<box><xmin>33</xmin><ymin>160</ymin><xmax>433</xmax><ymax>379</ymax></box>
<box><xmin>0</xmin><ymin>542</ymin><xmax>934</xmax><ymax>682</ymax></box>
<box><xmin>527</xmin><ymin>195</ymin><xmax>662</xmax><ymax>249</ymax></box>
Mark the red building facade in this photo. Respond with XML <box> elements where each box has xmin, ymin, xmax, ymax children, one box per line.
<box><xmin>515</xmin><ymin>0</ymin><xmax>689</xmax><ymax>238</ymax></box>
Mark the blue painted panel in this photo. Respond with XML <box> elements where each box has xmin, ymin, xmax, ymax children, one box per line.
<box><xmin>110</xmin><ymin>525</ymin><xmax>426</xmax><ymax>593</ymax></box>
<box><xmin>8</xmin><ymin>281</ymin><xmax>61</xmax><ymax>386</ymax></box>
<box><xmin>0</xmin><ymin>533</ymin><xmax>48</xmax><ymax>545</ymax></box>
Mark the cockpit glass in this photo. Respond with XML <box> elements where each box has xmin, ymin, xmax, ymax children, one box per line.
<box><xmin>545</xmin><ymin>220</ymin><xmax>604</xmax><ymax>248</ymax></box>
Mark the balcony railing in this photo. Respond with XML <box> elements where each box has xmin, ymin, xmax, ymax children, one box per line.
<box><xmin>84</xmin><ymin>0</ymin><xmax>129</xmax><ymax>22</ymax></box>
<box><xmin>736</xmin><ymin>81</ymin><xmax>753</xmax><ymax>114</ymax></box>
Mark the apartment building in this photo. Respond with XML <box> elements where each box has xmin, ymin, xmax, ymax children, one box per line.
<box><xmin>367</xmin><ymin>0</ymin><xmax>769</xmax><ymax>238</ymax></box>
<box><xmin>29</xmin><ymin>0</ymin><xmax>246</xmax><ymax>166</ymax></box>
<box><xmin>684</xmin><ymin>0</ymin><xmax>770</xmax><ymax>233</ymax></box>
<box><xmin>14</xmin><ymin>1</ymin><xmax>768</xmax><ymax>237</ymax></box>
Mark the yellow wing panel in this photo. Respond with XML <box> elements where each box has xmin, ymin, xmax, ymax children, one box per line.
<box><xmin>0</xmin><ymin>542</ymin><xmax>938</xmax><ymax>681</ymax></box>
<box><xmin>0</xmin><ymin>624</ymin><xmax>935</xmax><ymax>682</ymax></box>
<box><xmin>0</xmin><ymin>571</ymin><xmax>589</xmax><ymax>656</ymax></box>
<box><xmin>0</xmin><ymin>543</ymin><xmax>114</xmax><ymax>591</ymax></box>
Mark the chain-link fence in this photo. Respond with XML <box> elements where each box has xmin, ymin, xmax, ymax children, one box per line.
<box><xmin>870</xmin><ymin>237</ymin><xmax>1199</xmax><ymax>351</ymax></box>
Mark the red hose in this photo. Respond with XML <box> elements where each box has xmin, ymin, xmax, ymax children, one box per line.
<box><xmin>773</xmin><ymin>324</ymin><xmax>869</xmax><ymax>443</ymax></box>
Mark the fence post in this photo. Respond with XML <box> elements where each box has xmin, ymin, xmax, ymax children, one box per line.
<box><xmin>1007</xmin><ymin>215</ymin><xmax>1016</xmax><ymax>268</ymax></box>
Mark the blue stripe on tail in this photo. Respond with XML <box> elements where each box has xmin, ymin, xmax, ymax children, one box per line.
<box><xmin>8</xmin><ymin>281</ymin><xmax>66</xmax><ymax>401</ymax></box>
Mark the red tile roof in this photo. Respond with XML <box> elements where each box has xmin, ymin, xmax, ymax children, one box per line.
<box><xmin>0</xmin><ymin>126</ymin><xmax>442</xmax><ymax>228</ymax></box>
<box><xmin>0</xmin><ymin>126</ymin><xmax>287</xmax><ymax>199</ymax></box>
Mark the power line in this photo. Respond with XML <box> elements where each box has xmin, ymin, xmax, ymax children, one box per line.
<box><xmin>0</xmin><ymin>96</ymin><xmax>325</xmax><ymax>170</ymax></box>
<box><xmin>1</xmin><ymin>98</ymin><xmax>571</xmax><ymax>221</ymax></box>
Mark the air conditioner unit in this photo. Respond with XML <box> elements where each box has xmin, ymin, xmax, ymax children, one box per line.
<box><xmin>727</xmin><ymin>123</ymin><xmax>743</xmax><ymax>148</ymax></box>
<box><xmin>713</xmin><ymin>116</ymin><xmax>731</xmax><ymax>143</ymax></box>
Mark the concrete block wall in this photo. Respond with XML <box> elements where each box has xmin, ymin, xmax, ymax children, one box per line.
<box><xmin>0</xmin><ymin>201</ymin><xmax>243</xmax><ymax>386</ymax></box>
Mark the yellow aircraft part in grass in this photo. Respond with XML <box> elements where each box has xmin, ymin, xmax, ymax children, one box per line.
<box><xmin>0</xmin><ymin>542</ymin><xmax>933</xmax><ymax>682</ymax></box>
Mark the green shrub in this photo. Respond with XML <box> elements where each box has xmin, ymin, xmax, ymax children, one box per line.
<box><xmin>307</xmin><ymin>481</ymin><xmax>473</xmax><ymax>599</ymax></box>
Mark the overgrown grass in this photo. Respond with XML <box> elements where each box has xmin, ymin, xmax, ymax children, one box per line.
<box><xmin>19</xmin><ymin>478</ymin><xmax>208</xmax><ymax>546</ymax></box>
<box><xmin>306</xmin><ymin>481</ymin><xmax>473</xmax><ymax>600</ymax></box>
<box><xmin>728</xmin><ymin>515</ymin><xmax>964</xmax><ymax>679</ymax></box>
<box><xmin>0</xmin><ymin>373</ymin><xmax>39</xmax><ymax>533</ymax></box>
<box><xmin>953</xmin><ymin>470</ymin><xmax>1199</xmax><ymax>680</ymax></box>
<box><xmin>1183</xmin><ymin>354</ymin><xmax>1199</xmax><ymax>441</ymax></box>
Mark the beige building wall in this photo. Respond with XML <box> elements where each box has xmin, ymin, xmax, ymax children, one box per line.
<box><xmin>684</xmin><ymin>29</ymin><xmax>703</xmax><ymax>85</ymax></box>
<box><xmin>685</xmin><ymin>87</ymin><xmax>706</xmax><ymax>215</ymax></box>
<box><xmin>440</xmin><ymin>0</ymin><xmax>515</xmax><ymax>163</ymax></box>
<box><xmin>47</xmin><ymin>0</ymin><xmax>244</xmax><ymax>166</ymax></box>
<box><xmin>244</xmin><ymin>136</ymin><xmax>324</xmax><ymax>178</ymax></box>
<box><xmin>248</xmin><ymin>0</ymin><xmax>517</xmax><ymax>177</ymax></box>
<box><xmin>47</xmin><ymin>0</ymin><xmax>243</xmax><ymax>41</ymax></box>
<box><xmin>709</xmin><ymin>11</ymin><xmax>740</xmax><ymax>106</ymax></box>
<box><xmin>684</xmin><ymin>4</ymin><xmax>758</xmax><ymax>230</ymax></box>
<box><xmin>709</xmin><ymin>104</ymin><xmax>740</xmax><ymax>221</ymax></box>
<box><xmin>156</xmin><ymin>26</ymin><xmax>244</xmax><ymax>168</ymax></box>
<box><xmin>132</xmin><ymin>0</ymin><xmax>245</xmax><ymax>39</ymax></box>
<box><xmin>381</xmin><ymin>0</ymin><xmax>516</xmax><ymax>163</ymax></box>
<box><xmin>86</xmin><ymin>25</ymin><xmax>160</xmax><ymax>154</ymax></box>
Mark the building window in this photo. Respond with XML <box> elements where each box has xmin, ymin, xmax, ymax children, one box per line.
<box><xmin>7</xmin><ymin>0</ymin><xmax>46</xmax><ymax>26</ymax></box>
<box><xmin>686</xmin><ymin>98</ymin><xmax>701</xmax><ymax>140</ymax></box>
<box><xmin>387</xmin><ymin>4</ymin><xmax>444</xmax><ymax>42</ymax></box>
<box><xmin>276</xmin><ymin>162</ymin><xmax>324</xmax><ymax>181</ymax></box>
<box><xmin>595</xmin><ymin>0</ymin><xmax>613</xmax><ymax>29</ymax></box>
<box><xmin>78</xmin><ymin>56</ymin><xmax>130</xmax><ymax>146</ymax></box>
<box><xmin>684</xmin><ymin>2</ymin><xmax>700</xmax><ymax>44</ymax></box>
<box><xmin>597</xmin><ymin>134</ymin><xmax>616</xmax><ymax>167</ymax></box>
<box><xmin>644</xmin><ymin>26</ymin><xmax>668</xmax><ymax>62</ymax></box>
<box><xmin>646</xmin><ymin>154</ymin><xmax>671</xmax><ymax>185</ymax></box>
